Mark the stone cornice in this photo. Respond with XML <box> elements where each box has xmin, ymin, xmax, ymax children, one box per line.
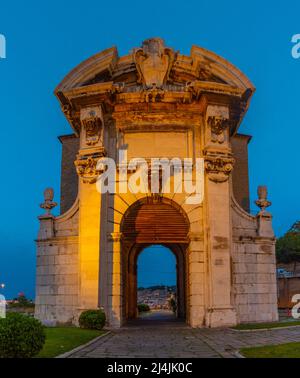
<box><xmin>62</xmin><ymin>81</ymin><xmax>115</xmax><ymax>100</ymax></box>
<box><xmin>54</xmin><ymin>39</ymin><xmax>255</xmax><ymax>135</ymax></box>
<box><xmin>55</xmin><ymin>47</ymin><xmax>118</xmax><ymax>93</ymax></box>
<box><xmin>59</xmin><ymin>81</ymin><xmax>243</xmax><ymax>106</ymax></box>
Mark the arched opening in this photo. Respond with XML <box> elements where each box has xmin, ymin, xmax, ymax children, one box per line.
<box><xmin>120</xmin><ymin>197</ymin><xmax>189</xmax><ymax>324</ymax></box>
<box><xmin>137</xmin><ymin>245</ymin><xmax>177</xmax><ymax>321</ymax></box>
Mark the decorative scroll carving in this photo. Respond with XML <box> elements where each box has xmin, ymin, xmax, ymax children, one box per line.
<box><xmin>82</xmin><ymin>115</ymin><xmax>101</xmax><ymax>146</ymax></box>
<box><xmin>75</xmin><ymin>150</ymin><xmax>106</xmax><ymax>184</ymax></box>
<box><xmin>204</xmin><ymin>153</ymin><xmax>235</xmax><ymax>183</ymax></box>
<box><xmin>207</xmin><ymin>116</ymin><xmax>230</xmax><ymax>144</ymax></box>
<box><xmin>40</xmin><ymin>188</ymin><xmax>57</xmax><ymax>215</ymax></box>
<box><xmin>134</xmin><ymin>38</ymin><xmax>176</xmax><ymax>88</ymax></box>
<box><xmin>62</xmin><ymin>104</ymin><xmax>74</xmax><ymax>121</ymax></box>
<box><xmin>80</xmin><ymin>107</ymin><xmax>103</xmax><ymax>146</ymax></box>
<box><xmin>62</xmin><ymin>104</ymin><xmax>80</xmax><ymax>131</ymax></box>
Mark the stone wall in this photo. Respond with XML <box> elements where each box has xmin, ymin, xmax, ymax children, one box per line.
<box><xmin>231</xmin><ymin>198</ymin><xmax>278</xmax><ymax>323</ymax></box>
<box><xmin>58</xmin><ymin>134</ymin><xmax>79</xmax><ymax>214</ymax></box>
<box><xmin>231</xmin><ymin>134</ymin><xmax>251</xmax><ymax>213</ymax></box>
<box><xmin>35</xmin><ymin>202</ymin><xmax>79</xmax><ymax>325</ymax></box>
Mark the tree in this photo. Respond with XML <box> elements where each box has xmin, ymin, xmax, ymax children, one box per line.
<box><xmin>11</xmin><ymin>293</ymin><xmax>34</xmax><ymax>308</ymax></box>
<box><xmin>289</xmin><ymin>221</ymin><xmax>300</xmax><ymax>233</ymax></box>
<box><xmin>276</xmin><ymin>221</ymin><xmax>300</xmax><ymax>273</ymax></box>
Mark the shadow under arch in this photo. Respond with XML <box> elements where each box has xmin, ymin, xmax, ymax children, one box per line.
<box><xmin>120</xmin><ymin>197</ymin><xmax>190</xmax><ymax>323</ymax></box>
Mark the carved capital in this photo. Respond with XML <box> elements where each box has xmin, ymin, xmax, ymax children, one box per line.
<box><xmin>204</xmin><ymin>153</ymin><xmax>235</xmax><ymax>183</ymax></box>
<box><xmin>207</xmin><ymin>116</ymin><xmax>230</xmax><ymax>144</ymax></box>
<box><xmin>75</xmin><ymin>150</ymin><xmax>106</xmax><ymax>184</ymax></box>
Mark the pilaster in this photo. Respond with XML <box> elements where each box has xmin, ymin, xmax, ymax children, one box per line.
<box><xmin>76</xmin><ymin>106</ymin><xmax>105</xmax><ymax>313</ymax></box>
<box><xmin>107</xmin><ymin>232</ymin><xmax>123</xmax><ymax>327</ymax></box>
<box><xmin>203</xmin><ymin>103</ymin><xmax>237</xmax><ymax>327</ymax></box>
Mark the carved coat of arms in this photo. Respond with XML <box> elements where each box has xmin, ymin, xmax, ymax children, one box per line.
<box><xmin>134</xmin><ymin>38</ymin><xmax>176</xmax><ymax>88</ymax></box>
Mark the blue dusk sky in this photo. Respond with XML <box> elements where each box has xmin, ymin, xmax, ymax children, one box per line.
<box><xmin>138</xmin><ymin>246</ymin><xmax>176</xmax><ymax>288</ymax></box>
<box><xmin>0</xmin><ymin>0</ymin><xmax>300</xmax><ymax>299</ymax></box>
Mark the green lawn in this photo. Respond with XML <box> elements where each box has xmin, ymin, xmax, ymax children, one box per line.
<box><xmin>232</xmin><ymin>321</ymin><xmax>300</xmax><ymax>330</ymax></box>
<box><xmin>37</xmin><ymin>327</ymin><xmax>105</xmax><ymax>358</ymax></box>
<box><xmin>240</xmin><ymin>342</ymin><xmax>300</xmax><ymax>358</ymax></box>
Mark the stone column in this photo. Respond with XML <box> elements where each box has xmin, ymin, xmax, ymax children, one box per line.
<box><xmin>203</xmin><ymin>104</ymin><xmax>237</xmax><ymax>327</ymax></box>
<box><xmin>107</xmin><ymin>232</ymin><xmax>122</xmax><ymax>327</ymax></box>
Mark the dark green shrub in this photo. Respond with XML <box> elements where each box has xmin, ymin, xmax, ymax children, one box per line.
<box><xmin>79</xmin><ymin>309</ymin><xmax>106</xmax><ymax>330</ymax></box>
<box><xmin>0</xmin><ymin>313</ymin><xmax>46</xmax><ymax>358</ymax></box>
<box><xmin>137</xmin><ymin>303</ymin><xmax>150</xmax><ymax>313</ymax></box>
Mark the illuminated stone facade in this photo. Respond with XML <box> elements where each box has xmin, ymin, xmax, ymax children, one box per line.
<box><xmin>35</xmin><ymin>38</ymin><xmax>278</xmax><ymax>327</ymax></box>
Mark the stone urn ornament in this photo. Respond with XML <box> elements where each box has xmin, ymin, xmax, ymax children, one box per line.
<box><xmin>255</xmin><ymin>185</ymin><xmax>271</xmax><ymax>214</ymax></box>
<box><xmin>40</xmin><ymin>188</ymin><xmax>57</xmax><ymax>215</ymax></box>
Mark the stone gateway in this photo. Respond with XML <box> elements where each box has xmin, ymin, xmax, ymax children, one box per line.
<box><xmin>35</xmin><ymin>38</ymin><xmax>278</xmax><ymax>328</ymax></box>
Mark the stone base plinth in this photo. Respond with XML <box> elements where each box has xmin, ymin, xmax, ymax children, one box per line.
<box><xmin>206</xmin><ymin>307</ymin><xmax>237</xmax><ymax>328</ymax></box>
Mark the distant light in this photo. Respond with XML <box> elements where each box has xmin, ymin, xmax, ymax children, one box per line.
<box><xmin>0</xmin><ymin>284</ymin><xmax>5</xmax><ymax>289</ymax></box>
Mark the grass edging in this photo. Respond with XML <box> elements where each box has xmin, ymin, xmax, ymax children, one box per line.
<box><xmin>55</xmin><ymin>331</ymin><xmax>111</xmax><ymax>358</ymax></box>
<box><xmin>238</xmin><ymin>341</ymin><xmax>300</xmax><ymax>358</ymax></box>
<box><xmin>230</xmin><ymin>324</ymin><xmax>300</xmax><ymax>332</ymax></box>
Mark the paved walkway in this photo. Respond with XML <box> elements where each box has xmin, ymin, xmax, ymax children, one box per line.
<box><xmin>67</xmin><ymin>312</ymin><xmax>300</xmax><ymax>358</ymax></box>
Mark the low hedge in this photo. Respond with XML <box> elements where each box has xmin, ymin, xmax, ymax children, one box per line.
<box><xmin>79</xmin><ymin>309</ymin><xmax>106</xmax><ymax>330</ymax></box>
<box><xmin>138</xmin><ymin>303</ymin><xmax>150</xmax><ymax>313</ymax></box>
<box><xmin>0</xmin><ymin>313</ymin><xmax>46</xmax><ymax>358</ymax></box>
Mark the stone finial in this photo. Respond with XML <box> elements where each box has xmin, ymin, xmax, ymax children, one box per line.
<box><xmin>40</xmin><ymin>188</ymin><xmax>57</xmax><ymax>215</ymax></box>
<box><xmin>255</xmin><ymin>185</ymin><xmax>271</xmax><ymax>214</ymax></box>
